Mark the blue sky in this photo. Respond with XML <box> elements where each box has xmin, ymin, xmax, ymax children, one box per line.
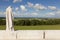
<box><xmin>0</xmin><ymin>0</ymin><xmax>60</xmax><ymax>18</ymax></box>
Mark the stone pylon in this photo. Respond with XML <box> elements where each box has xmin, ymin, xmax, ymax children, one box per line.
<box><xmin>6</xmin><ymin>6</ymin><xmax>14</xmax><ymax>31</ymax></box>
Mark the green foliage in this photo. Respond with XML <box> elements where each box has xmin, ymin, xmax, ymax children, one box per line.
<box><xmin>0</xmin><ymin>18</ymin><xmax>60</xmax><ymax>26</ymax></box>
<box><xmin>0</xmin><ymin>19</ymin><xmax>6</xmax><ymax>25</ymax></box>
<box><xmin>13</xmin><ymin>19</ymin><xmax>60</xmax><ymax>25</ymax></box>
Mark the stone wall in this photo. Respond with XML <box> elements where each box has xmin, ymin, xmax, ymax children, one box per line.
<box><xmin>0</xmin><ymin>30</ymin><xmax>60</xmax><ymax>40</ymax></box>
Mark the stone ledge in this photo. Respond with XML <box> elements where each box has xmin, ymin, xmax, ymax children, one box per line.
<box><xmin>0</xmin><ymin>30</ymin><xmax>60</xmax><ymax>40</ymax></box>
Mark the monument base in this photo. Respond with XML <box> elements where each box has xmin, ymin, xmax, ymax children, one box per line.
<box><xmin>0</xmin><ymin>30</ymin><xmax>60</xmax><ymax>40</ymax></box>
<box><xmin>17</xmin><ymin>30</ymin><xmax>43</xmax><ymax>40</ymax></box>
<box><xmin>0</xmin><ymin>30</ymin><xmax>16</xmax><ymax>40</ymax></box>
<box><xmin>0</xmin><ymin>30</ymin><xmax>43</xmax><ymax>40</ymax></box>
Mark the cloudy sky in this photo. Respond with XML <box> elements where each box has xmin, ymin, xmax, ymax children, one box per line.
<box><xmin>0</xmin><ymin>0</ymin><xmax>60</xmax><ymax>18</ymax></box>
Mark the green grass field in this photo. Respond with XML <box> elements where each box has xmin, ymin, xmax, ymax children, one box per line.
<box><xmin>0</xmin><ymin>25</ymin><xmax>60</xmax><ymax>30</ymax></box>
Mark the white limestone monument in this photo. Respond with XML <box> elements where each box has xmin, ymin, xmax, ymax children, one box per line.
<box><xmin>6</xmin><ymin>6</ymin><xmax>14</xmax><ymax>31</ymax></box>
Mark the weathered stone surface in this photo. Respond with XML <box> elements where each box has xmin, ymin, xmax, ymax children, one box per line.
<box><xmin>0</xmin><ymin>30</ymin><xmax>60</xmax><ymax>40</ymax></box>
<box><xmin>0</xmin><ymin>30</ymin><xmax>16</xmax><ymax>39</ymax></box>
<box><xmin>17</xmin><ymin>30</ymin><xmax>43</xmax><ymax>40</ymax></box>
<box><xmin>45</xmin><ymin>30</ymin><xmax>60</xmax><ymax>39</ymax></box>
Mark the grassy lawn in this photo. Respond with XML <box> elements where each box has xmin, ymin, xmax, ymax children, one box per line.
<box><xmin>0</xmin><ymin>25</ymin><xmax>60</xmax><ymax>30</ymax></box>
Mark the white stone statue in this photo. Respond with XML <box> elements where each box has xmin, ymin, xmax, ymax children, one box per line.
<box><xmin>6</xmin><ymin>6</ymin><xmax>14</xmax><ymax>31</ymax></box>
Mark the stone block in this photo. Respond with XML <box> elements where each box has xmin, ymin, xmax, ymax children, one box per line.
<box><xmin>0</xmin><ymin>30</ymin><xmax>16</xmax><ymax>40</ymax></box>
<box><xmin>45</xmin><ymin>30</ymin><xmax>60</xmax><ymax>39</ymax></box>
<box><xmin>17</xmin><ymin>30</ymin><xmax>43</xmax><ymax>40</ymax></box>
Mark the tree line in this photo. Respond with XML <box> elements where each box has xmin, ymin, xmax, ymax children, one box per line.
<box><xmin>0</xmin><ymin>19</ymin><xmax>60</xmax><ymax>26</ymax></box>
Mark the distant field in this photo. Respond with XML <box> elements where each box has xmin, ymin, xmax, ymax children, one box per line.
<box><xmin>0</xmin><ymin>25</ymin><xmax>60</xmax><ymax>30</ymax></box>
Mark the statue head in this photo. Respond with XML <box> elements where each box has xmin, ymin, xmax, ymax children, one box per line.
<box><xmin>6</xmin><ymin>6</ymin><xmax>12</xmax><ymax>12</ymax></box>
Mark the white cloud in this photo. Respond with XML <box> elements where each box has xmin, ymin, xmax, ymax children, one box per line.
<box><xmin>44</xmin><ymin>10</ymin><xmax>60</xmax><ymax>17</ymax></box>
<box><xmin>56</xmin><ymin>11</ymin><xmax>60</xmax><ymax>14</ymax></box>
<box><xmin>15</xmin><ymin>7</ymin><xmax>19</xmax><ymax>11</ymax></box>
<box><xmin>12</xmin><ymin>11</ymin><xmax>39</xmax><ymax>17</ymax></box>
<box><xmin>48</xmin><ymin>12</ymin><xmax>55</xmax><ymax>15</ymax></box>
<box><xmin>13</xmin><ymin>12</ymin><xmax>18</xmax><ymax>16</ymax></box>
<box><xmin>20</xmin><ymin>5</ymin><xmax>27</xmax><ymax>11</ymax></box>
<box><xmin>48</xmin><ymin>6</ymin><xmax>57</xmax><ymax>10</ymax></box>
<box><xmin>34</xmin><ymin>4</ymin><xmax>40</xmax><ymax>9</ymax></box>
<box><xmin>45</xmin><ymin>12</ymin><xmax>55</xmax><ymax>17</ymax></box>
<box><xmin>0</xmin><ymin>12</ymin><xmax>5</xmax><ymax>17</ymax></box>
<box><xmin>32</xmin><ymin>13</ymin><xmax>38</xmax><ymax>16</ymax></box>
<box><xmin>34</xmin><ymin>4</ymin><xmax>47</xmax><ymax>10</ymax></box>
<box><xmin>27</xmin><ymin>2</ymin><xmax>47</xmax><ymax>10</ymax></box>
<box><xmin>27</xmin><ymin>2</ymin><xmax>34</xmax><ymax>7</ymax></box>
<box><xmin>13</xmin><ymin>0</ymin><xmax>22</xmax><ymax>3</ymax></box>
